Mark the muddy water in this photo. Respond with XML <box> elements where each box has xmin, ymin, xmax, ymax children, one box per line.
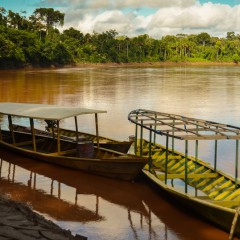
<box><xmin>0</xmin><ymin>66</ymin><xmax>240</xmax><ymax>239</ymax></box>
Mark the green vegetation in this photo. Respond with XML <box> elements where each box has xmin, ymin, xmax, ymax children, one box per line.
<box><xmin>0</xmin><ymin>7</ymin><xmax>240</xmax><ymax>68</ymax></box>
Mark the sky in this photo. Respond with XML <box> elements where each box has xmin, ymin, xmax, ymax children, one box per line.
<box><xmin>0</xmin><ymin>0</ymin><xmax>239</xmax><ymax>39</ymax></box>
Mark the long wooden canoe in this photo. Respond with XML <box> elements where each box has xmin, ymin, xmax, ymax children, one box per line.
<box><xmin>128</xmin><ymin>109</ymin><xmax>240</xmax><ymax>236</ymax></box>
<box><xmin>0</xmin><ymin>103</ymin><xmax>147</xmax><ymax>181</ymax></box>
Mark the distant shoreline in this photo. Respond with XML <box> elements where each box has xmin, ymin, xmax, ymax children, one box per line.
<box><xmin>1</xmin><ymin>61</ymin><xmax>239</xmax><ymax>71</ymax></box>
<box><xmin>72</xmin><ymin>61</ymin><xmax>239</xmax><ymax>68</ymax></box>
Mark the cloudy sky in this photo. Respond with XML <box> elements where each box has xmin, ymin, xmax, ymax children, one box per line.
<box><xmin>0</xmin><ymin>0</ymin><xmax>239</xmax><ymax>38</ymax></box>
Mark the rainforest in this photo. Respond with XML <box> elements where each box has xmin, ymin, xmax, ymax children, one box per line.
<box><xmin>0</xmin><ymin>7</ymin><xmax>240</xmax><ymax>68</ymax></box>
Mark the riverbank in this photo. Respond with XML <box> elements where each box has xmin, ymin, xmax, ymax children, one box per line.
<box><xmin>3</xmin><ymin>61</ymin><xmax>238</xmax><ymax>71</ymax></box>
<box><xmin>0</xmin><ymin>194</ymin><xmax>87</xmax><ymax>240</ymax></box>
<box><xmin>72</xmin><ymin>61</ymin><xmax>239</xmax><ymax>68</ymax></box>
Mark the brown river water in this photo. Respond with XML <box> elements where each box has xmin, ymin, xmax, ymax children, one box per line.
<box><xmin>0</xmin><ymin>65</ymin><xmax>240</xmax><ymax>239</ymax></box>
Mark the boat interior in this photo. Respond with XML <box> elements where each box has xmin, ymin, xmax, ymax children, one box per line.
<box><xmin>1</xmin><ymin>130</ymin><xmax>125</xmax><ymax>159</ymax></box>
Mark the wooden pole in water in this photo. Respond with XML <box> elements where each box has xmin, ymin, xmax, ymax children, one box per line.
<box><xmin>95</xmin><ymin>114</ymin><xmax>100</xmax><ymax>150</ymax></box>
<box><xmin>30</xmin><ymin>118</ymin><xmax>36</xmax><ymax>152</ymax></box>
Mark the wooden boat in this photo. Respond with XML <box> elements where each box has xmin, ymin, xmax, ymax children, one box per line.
<box><xmin>13</xmin><ymin>124</ymin><xmax>133</xmax><ymax>154</ymax></box>
<box><xmin>128</xmin><ymin>109</ymin><xmax>240</xmax><ymax>237</ymax></box>
<box><xmin>0</xmin><ymin>103</ymin><xmax>147</xmax><ymax>181</ymax></box>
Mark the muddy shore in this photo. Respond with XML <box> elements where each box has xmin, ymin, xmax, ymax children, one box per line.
<box><xmin>0</xmin><ymin>194</ymin><xmax>87</xmax><ymax>240</ymax></box>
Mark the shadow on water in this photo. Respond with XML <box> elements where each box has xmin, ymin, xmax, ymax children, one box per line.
<box><xmin>0</xmin><ymin>149</ymin><xmax>231</xmax><ymax>240</ymax></box>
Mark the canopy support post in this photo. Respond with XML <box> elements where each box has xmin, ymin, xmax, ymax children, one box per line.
<box><xmin>0</xmin><ymin>125</ymin><xmax>2</xmax><ymax>141</ymax></box>
<box><xmin>8</xmin><ymin>115</ymin><xmax>15</xmax><ymax>145</ymax></box>
<box><xmin>140</xmin><ymin>120</ymin><xmax>143</xmax><ymax>157</ymax></box>
<box><xmin>172</xmin><ymin>119</ymin><xmax>175</xmax><ymax>154</ymax></box>
<box><xmin>195</xmin><ymin>124</ymin><xmax>199</xmax><ymax>168</ymax></box>
<box><xmin>214</xmin><ymin>140</ymin><xmax>218</xmax><ymax>171</ymax></box>
<box><xmin>185</xmin><ymin>140</ymin><xmax>188</xmax><ymax>193</ymax></box>
<box><xmin>134</xmin><ymin>115</ymin><xmax>138</xmax><ymax>154</ymax></box>
<box><xmin>74</xmin><ymin>116</ymin><xmax>79</xmax><ymax>142</ymax></box>
<box><xmin>57</xmin><ymin>120</ymin><xmax>60</xmax><ymax>155</ymax></box>
<box><xmin>30</xmin><ymin>118</ymin><xmax>36</xmax><ymax>152</ymax></box>
<box><xmin>235</xmin><ymin>139</ymin><xmax>239</xmax><ymax>186</ymax></box>
<box><xmin>165</xmin><ymin>132</ymin><xmax>169</xmax><ymax>184</ymax></box>
<box><xmin>154</xmin><ymin>114</ymin><xmax>157</xmax><ymax>145</ymax></box>
<box><xmin>95</xmin><ymin>114</ymin><xmax>100</xmax><ymax>150</ymax></box>
<box><xmin>148</xmin><ymin>125</ymin><xmax>153</xmax><ymax>172</ymax></box>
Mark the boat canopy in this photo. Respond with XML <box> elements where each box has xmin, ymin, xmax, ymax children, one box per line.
<box><xmin>0</xmin><ymin>103</ymin><xmax>107</xmax><ymax>121</ymax></box>
<box><xmin>128</xmin><ymin>109</ymin><xmax>240</xmax><ymax>140</ymax></box>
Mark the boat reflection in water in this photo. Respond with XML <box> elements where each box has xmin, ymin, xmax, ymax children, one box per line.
<box><xmin>0</xmin><ymin>150</ymin><xmax>230</xmax><ymax>240</ymax></box>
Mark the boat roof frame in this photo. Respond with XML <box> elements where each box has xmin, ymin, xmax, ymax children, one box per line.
<box><xmin>0</xmin><ymin>103</ymin><xmax>107</xmax><ymax>121</ymax></box>
<box><xmin>128</xmin><ymin>109</ymin><xmax>240</xmax><ymax>141</ymax></box>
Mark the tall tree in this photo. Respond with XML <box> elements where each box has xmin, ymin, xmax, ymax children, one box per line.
<box><xmin>33</xmin><ymin>8</ymin><xmax>64</xmax><ymax>35</ymax></box>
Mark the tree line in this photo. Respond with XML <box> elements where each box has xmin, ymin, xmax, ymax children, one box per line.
<box><xmin>0</xmin><ymin>7</ymin><xmax>240</xmax><ymax>68</ymax></box>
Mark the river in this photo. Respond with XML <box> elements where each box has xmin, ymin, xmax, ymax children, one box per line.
<box><xmin>0</xmin><ymin>65</ymin><xmax>240</xmax><ymax>239</ymax></box>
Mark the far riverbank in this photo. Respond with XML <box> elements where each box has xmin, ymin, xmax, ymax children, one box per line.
<box><xmin>0</xmin><ymin>61</ymin><xmax>239</xmax><ymax>71</ymax></box>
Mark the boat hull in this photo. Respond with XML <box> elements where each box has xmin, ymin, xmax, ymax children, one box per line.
<box><xmin>0</xmin><ymin>132</ymin><xmax>146</xmax><ymax>181</ymax></box>
<box><xmin>143</xmin><ymin>169</ymin><xmax>240</xmax><ymax>236</ymax></box>
<box><xmin>137</xmin><ymin>139</ymin><xmax>240</xmax><ymax>237</ymax></box>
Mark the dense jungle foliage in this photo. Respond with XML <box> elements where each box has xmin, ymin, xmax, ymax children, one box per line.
<box><xmin>0</xmin><ymin>7</ymin><xmax>240</xmax><ymax>68</ymax></box>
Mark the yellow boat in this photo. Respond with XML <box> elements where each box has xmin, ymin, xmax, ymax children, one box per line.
<box><xmin>128</xmin><ymin>109</ymin><xmax>240</xmax><ymax>237</ymax></box>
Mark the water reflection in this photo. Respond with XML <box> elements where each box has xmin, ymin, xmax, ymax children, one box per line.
<box><xmin>0</xmin><ymin>150</ymin><xmax>229</xmax><ymax>240</ymax></box>
<box><xmin>1</xmin><ymin>66</ymin><xmax>240</xmax><ymax>239</ymax></box>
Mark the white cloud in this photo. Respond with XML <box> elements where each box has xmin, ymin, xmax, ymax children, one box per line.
<box><xmin>45</xmin><ymin>0</ymin><xmax>196</xmax><ymax>9</ymax></box>
<box><xmin>60</xmin><ymin>1</ymin><xmax>240</xmax><ymax>38</ymax></box>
